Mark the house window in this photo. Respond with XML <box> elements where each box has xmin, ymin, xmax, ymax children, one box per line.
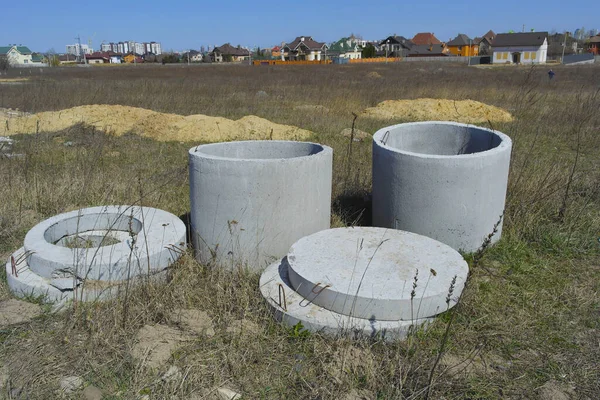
<box><xmin>23</xmin><ymin>60</ymin><xmax>28</xmax><ymax>63</ymax></box>
<box><xmin>524</xmin><ymin>52</ymin><xmax>530</xmax><ymax>60</ymax></box>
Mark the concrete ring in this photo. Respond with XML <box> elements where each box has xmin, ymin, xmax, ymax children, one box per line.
<box><xmin>372</xmin><ymin>121</ymin><xmax>512</xmax><ymax>252</ymax></box>
<box><xmin>22</xmin><ymin>205</ymin><xmax>186</xmax><ymax>281</ymax></box>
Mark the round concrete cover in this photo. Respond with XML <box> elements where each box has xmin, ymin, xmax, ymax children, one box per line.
<box><xmin>260</xmin><ymin>259</ymin><xmax>430</xmax><ymax>340</ymax></box>
<box><xmin>287</xmin><ymin>227</ymin><xmax>468</xmax><ymax>321</ymax></box>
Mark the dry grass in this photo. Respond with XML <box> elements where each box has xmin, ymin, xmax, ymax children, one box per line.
<box><xmin>0</xmin><ymin>63</ymin><xmax>599</xmax><ymax>399</ymax></box>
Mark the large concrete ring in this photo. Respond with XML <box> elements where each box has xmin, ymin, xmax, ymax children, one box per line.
<box><xmin>21</xmin><ymin>205</ymin><xmax>186</xmax><ymax>281</ymax></box>
<box><xmin>189</xmin><ymin>140</ymin><xmax>333</xmax><ymax>271</ymax></box>
<box><xmin>260</xmin><ymin>259</ymin><xmax>432</xmax><ymax>341</ymax></box>
<box><xmin>372</xmin><ymin>121</ymin><xmax>512</xmax><ymax>252</ymax></box>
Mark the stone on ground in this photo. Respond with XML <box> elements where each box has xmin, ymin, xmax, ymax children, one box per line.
<box><xmin>340</xmin><ymin>128</ymin><xmax>371</xmax><ymax>141</ymax></box>
<box><xmin>0</xmin><ymin>299</ymin><xmax>41</xmax><ymax>328</ymax></box>
<box><xmin>160</xmin><ymin>366</ymin><xmax>182</xmax><ymax>384</ymax></box>
<box><xmin>82</xmin><ymin>385</ymin><xmax>104</xmax><ymax>400</ymax></box>
<box><xmin>217</xmin><ymin>387</ymin><xmax>242</xmax><ymax>400</ymax></box>
<box><xmin>538</xmin><ymin>380</ymin><xmax>574</xmax><ymax>400</ymax></box>
<box><xmin>59</xmin><ymin>375</ymin><xmax>83</xmax><ymax>394</ymax></box>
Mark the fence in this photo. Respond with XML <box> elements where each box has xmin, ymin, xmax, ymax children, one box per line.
<box><xmin>563</xmin><ymin>53</ymin><xmax>596</xmax><ymax>65</ymax></box>
<box><xmin>252</xmin><ymin>60</ymin><xmax>332</xmax><ymax>66</ymax></box>
<box><xmin>349</xmin><ymin>57</ymin><xmax>402</xmax><ymax>63</ymax></box>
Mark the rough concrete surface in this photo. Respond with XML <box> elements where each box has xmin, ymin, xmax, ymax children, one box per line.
<box><xmin>6</xmin><ymin>205</ymin><xmax>186</xmax><ymax>304</ymax></box>
<box><xmin>0</xmin><ymin>299</ymin><xmax>41</xmax><ymax>327</ymax></box>
<box><xmin>189</xmin><ymin>140</ymin><xmax>332</xmax><ymax>271</ymax></box>
<box><xmin>372</xmin><ymin>121</ymin><xmax>512</xmax><ymax>252</ymax></box>
<box><xmin>287</xmin><ymin>227</ymin><xmax>468</xmax><ymax>320</ymax></box>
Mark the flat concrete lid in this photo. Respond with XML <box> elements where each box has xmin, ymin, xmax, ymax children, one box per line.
<box><xmin>260</xmin><ymin>260</ymin><xmax>430</xmax><ymax>340</ymax></box>
<box><xmin>287</xmin><ymin>227</ymin><xmax>468</xmax><ymax>320</ymax></box>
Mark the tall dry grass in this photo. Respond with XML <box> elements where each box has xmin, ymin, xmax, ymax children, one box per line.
<box><xmin>0</xmin><ymin>62</ymin><xmax>599</xmax><ymax>399</ymax></box>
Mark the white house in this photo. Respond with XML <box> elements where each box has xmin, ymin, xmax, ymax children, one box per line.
<box><xmin>281</xmin><ymin>36</ymin><xmax>328</xmax><ymax>61</ymax></box>
<box><xmin>0</xmin><ymin>45</ymin><xmax>34</xmax><ymax>65</ymax></box>
<box><xmin>491</xmin><ymin>32</ymin><xmax>548</xmax><ymax>64</ymax></box>
<box><xmin>329</xmin><ymin>36</ymin><xmax>363</xmax><ymax>59</ymax></box>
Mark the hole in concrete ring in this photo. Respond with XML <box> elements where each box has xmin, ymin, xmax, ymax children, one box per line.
<box><xmin>44</xmin><ymin>213</ymin><xmax>143</xmax><ymax>249</ymax></box>
<box><xmin>192</xmin><ymin>140</ymin><xmax>325</xmax><ymax>160</ymax></box>
<box><xmin>375</xmin><ymin>121</ymin><xmax>508</xmax><ymax>156</ymax></box>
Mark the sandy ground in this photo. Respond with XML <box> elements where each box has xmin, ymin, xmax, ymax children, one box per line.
<box><xmin>362</xmin><ymin>98</ymin><xmax>513</xmax><ymax>124</ymax></box>
<box><xmin>0</xmin><ymin>105</ymin><xmax>313</xmax><ymax>142</ymax></box>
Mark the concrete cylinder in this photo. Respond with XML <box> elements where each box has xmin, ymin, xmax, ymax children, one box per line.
<box><xmin>372</xmin><ymin>121</ymin><xmax>512</xmax><ymax>252</ymax></box>
<box><xmin>189</xmin><ymin>140</ymin><xmax>333</xmax><ymax>271</ymax></box>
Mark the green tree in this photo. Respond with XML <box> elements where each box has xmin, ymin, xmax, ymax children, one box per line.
<box><xmin>361</xmin><ymin>44</ymin><xmax>376</xmax><ymax>58</ymax></box>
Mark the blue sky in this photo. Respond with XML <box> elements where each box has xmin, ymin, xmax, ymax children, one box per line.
<box><xmin>2</xmin><ymin>0</ymin><xmax>597</xmax><ymax>52</ymax></box>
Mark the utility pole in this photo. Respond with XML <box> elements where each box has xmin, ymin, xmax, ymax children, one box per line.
<box><xmin>561</xmin><ymin>31</ymin><xmax>569</xmax><ymax>63</ymax></box>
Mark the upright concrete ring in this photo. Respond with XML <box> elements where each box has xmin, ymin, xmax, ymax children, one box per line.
<box><xmin>189</xmin><ymin>140</ymin><xmax>332</xmax><ymax>271</ymax></box>
<box><xmin>372</xmin><ymin>121</ymin><xmax>512</xmax><ymax>252</ymax></box>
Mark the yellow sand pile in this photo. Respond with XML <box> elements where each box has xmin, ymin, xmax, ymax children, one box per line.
<box><xmin>366</xmin><ymin>71</ymin><xmax>382</xmax><ymax>79</ymax></box>
<box><xmin>0</xmin><ymin>105</ymin><xmax>312</xmax><ymax>142</ymax></box>
<box><xmin>362</xmin><ymin>98</ymin><xmax>513</xmax><ymax>124</ymax></box>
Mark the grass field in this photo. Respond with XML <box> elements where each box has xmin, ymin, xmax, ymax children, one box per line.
<box><xmin>0</xmin><ymin>62</ymin><xmax>599</xmax><ymax>399</ymax></box>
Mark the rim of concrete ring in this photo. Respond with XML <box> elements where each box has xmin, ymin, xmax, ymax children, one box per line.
<box><xmin>372</xmin><ymin>121</ymin><xmax>512</xmax><ymax>160</ymax></box>
<box><xmin>188</xmin><ymin>140</ymin><xmax>333</xmax><ymax>162</ymax></box>
<box><xmin>23</xmin><ymin>205</ymin><xmax>186</xmax><ymax>280</ymax></box>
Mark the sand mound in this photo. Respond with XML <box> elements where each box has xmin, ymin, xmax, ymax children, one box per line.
<box><xmin>340</xmin><ymin>128</ymin><xmax>371</xmax><ymax>141</ymax></box>
<box><xmin>0</xmin><ymin>105</ymin><xmax>312</xmax><ymax>142</ymax></box>
<box><xmin>366</xmin><ymin>71</ymin><xmax>382</xmax><ymax>79</ymax></box>
<box><xmin>362</xmin><ymin>98</ymin><xmax>513</xmax><ymax>124</ymax></box>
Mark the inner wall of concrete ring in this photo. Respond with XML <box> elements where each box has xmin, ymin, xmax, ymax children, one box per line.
<box><xmin>372</xmin><ymin>121</ymin><xmax>512</xmax><ymax>253</ymax></box>
<box><xmin>189</xmin><ymin>140</ymin><xmax>333</xmax><ymax>271</ymax></box>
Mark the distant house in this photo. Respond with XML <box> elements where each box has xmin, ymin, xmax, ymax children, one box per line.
<box><xmin>182</xmin><ymin>50</ymin><xmax>203</xmax><ymax>62</ymax></box>
<box><xmin>474</xmin><ymin>30</ymin><xmax>496</xmax><ymax>55</ymax></box>
<box><xmin>86</xmin><ymin>52</ymin><xmax>110</xmax><ymax>64</ymax></box>
<box><xmin>123</xmin><ymin>53</ymin><xmax>144</xmax><ymax>63</ymax></box>
<box><xmin>211</xmin><ymin>43</ymin><xmax>250</xmax><ymax>62</ymax></box>
<box><xmin>447</xmin><ymin>34</ymin><xmax>479</xmax><ymax>56</ymax></box>
<box><xmin>31</xmin><ymin>53</ymin><xmax>44</xmax><ymax>63</ymax></box>
<box><xmin>329</xmin><ymin>37</ymin><xmax>363</xmax><ymax>59</ymax></box>
<box><xmin>379</xmin><ymin>35</ymin><xmax>414</xmax><ymax>57</ymax></box>
<box><xmin>281</xmin><ymin>36</ymin><xmax>328</xmax><ymax>61</ymax></box>
<box><xmin>0</xmin><ymin>45</ymin><xmax>34</xmax><ymax>65</ymax></box>
<box><xmin>491</xmin><ymin>32</ymin><xmax>548</xmax><ymax>64</ymax></box>
<box><xmin>588</xmin><ymin>35</ymin><xmax>600</xmax><ymax>55</ymax></box>
<box><xmin>271</xmin><ymin>46</ymin><xmax>281</xmax><ymax>58</ymax></box>
<box><xmin>58</xmin><ymin>54</ymin><xmax>78</xmax><ymax>64</ymax></box>
<box><xmin>407</xmin><ymin>44</ymin><xmax>449</xmax><ymax>57</ymax></box>
<box><xmin>411</xmin><ymin>33</ymin><xmax>442</xmax><ymax>46</ymax></box>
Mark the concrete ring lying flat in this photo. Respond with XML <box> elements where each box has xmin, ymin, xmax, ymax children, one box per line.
<box><xmin>23</xmin><ymin>205</ymin><xmax>186</xmax><ymax>281</ymax></box>
<box><xmin>259</xmin><ymin>259</ymin><xmax>432</xmax><ymax>341</ymax></box>
<box><xmin>7</xmin><ymin>247</ymin><xmax>169</xmax><ymax>305</ymax></box>
<box><xmin>286</xmin><ymin>227</ymin><xmax>468</xmax><ymax>321</ymax></box>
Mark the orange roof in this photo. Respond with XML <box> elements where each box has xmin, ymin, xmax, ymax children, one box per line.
<box><xmin>411</xmin><ymin>32</ymin><xmax>442</xmax><ymax>45</ymax></box>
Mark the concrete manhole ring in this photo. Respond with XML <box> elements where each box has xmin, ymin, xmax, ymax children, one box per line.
<box><xmin>7</xmin><ymin>205</ymin><xmax>186</xmax><ymax>302</ymax></box>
